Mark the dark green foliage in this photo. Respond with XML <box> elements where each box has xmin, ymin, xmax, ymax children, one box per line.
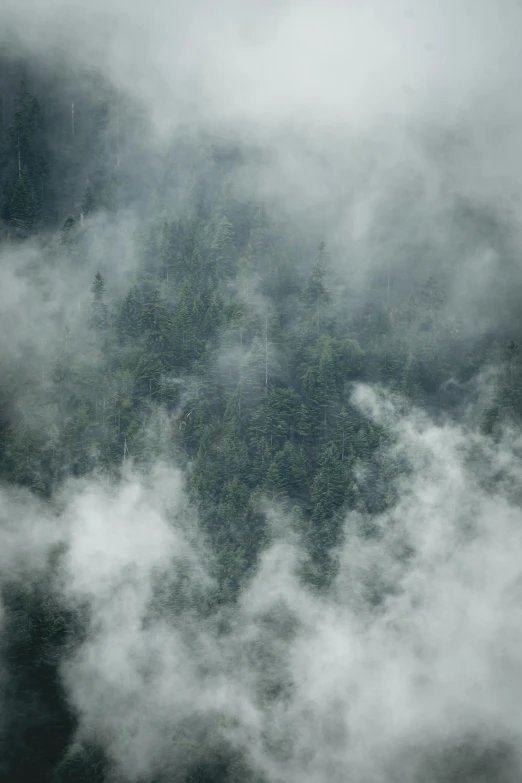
<box><xmin>89</xmin><ymin>272</ymin><xmax>109</xmax><ymax>334</ymax></box>
<box><xmin>0</xmin><ymin>581</ymin><xmax>78</xmax><ymax>783</ymax></box>
<box><xmin>264</xmin><ymin>441</ymin><xmax>308</xmax><ymax>503</ymax></box>
<box><xmin>1</xmin><ymin>81</ymin><xmax>50</xmax><ymax>234</ymax></box>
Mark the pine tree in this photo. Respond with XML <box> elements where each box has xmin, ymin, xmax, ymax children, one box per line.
<box><xmin>2</xmin><ymin>81</ymin><xmax>49</xmax><ymax>231</ymax></box>
<box><xmin>302</xmin><ymin>241</ymin><xmax>332</xmax><ymax>332</ymax></box>
<box><xmin>135</xmin><ymin>287</ymin><xmax>175</xmax><ymax>400</ymax></box>
<box><xmin>117</xmin><ymin>284</ymin><xmax>142</xmax><ymax>345</ymax></box>
<box><xmin>308</xmin><ymin>441</ymin><xmax>346</xmax><ymax>578</ymax></box>
<box><xmin>264</xmin><ymin>441</ymin><xmax>308</xmax><ymax>503</ymax></box>
<box><xmin>89</xmin><ymin>272</ymin><xmax>109</xmax><ymax>337</ymax></box>
<box><xmin>60</xmin><ymin>214</ymin><xmax>76</xmax><ymax>246</ymax></box>
<box><xmin>4</xmin><ymin>174</ymin><xmax>40</xmax><ymax>234</ymax></box>
<box><xmin>211</xmin><ymin>215</ymin><xmax>236</xmax><ymax>277</ymax></box>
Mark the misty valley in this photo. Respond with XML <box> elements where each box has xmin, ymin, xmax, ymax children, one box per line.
<box><xmin>2</xmin><ymin>4</ymin><xmax>522</xmax><ymax>782</ymax></box>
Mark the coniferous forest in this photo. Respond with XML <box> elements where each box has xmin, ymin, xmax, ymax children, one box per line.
<box><xmin>2</xmin><ymin>9</ymin><xmax>522</xmax><ymax>783</ymax></box>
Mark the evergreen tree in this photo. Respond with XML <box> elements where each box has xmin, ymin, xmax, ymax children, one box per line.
<box><xmin>89</xmin><ymin>272</ymin><xmax>109</xmax><ymax>338</ymax></box>
<box><xmin>135</xmin><ymin>287</ymin><xmax>175</xmax><ymax>400</ymax></box>
<box><xmin>211</xmin><ymin>214</ymin><xmax>236</xmax><ymax>277</ymax></box>
<box><xmin>302</xmin><ymin>241</ymin><xmax>332</xmax><ymax>332</ymax></box>
<box><xmin>264</xmin><ymin>441</ymin><xmax>308</xmax><ymax>503</ymax></box>
<box><xmin>2</xmin><ymin>81</ymin><xmax>49</xmax><ymax>232</ymax></box>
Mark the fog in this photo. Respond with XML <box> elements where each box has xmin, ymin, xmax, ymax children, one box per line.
<box><xmin>1</xmin><ymin>1</ymin><xmax>522</xmax><ymax>781</ymax></box>
<box><xmin>4</xmin><ymin>0</ymin><xmax>522</xmax><ymax>314</ymax></box>
<box><xmin>2</xmin><ymin>388</ymin><xmax>522</xmax><ymax>781</ymax></box>
<box><xmin>5</xmin><ymin>0</ymin><xmax>522</xmax><ymax>128</ymax></box>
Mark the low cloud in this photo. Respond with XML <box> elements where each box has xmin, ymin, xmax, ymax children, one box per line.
<box><xmin>1</xmin><ymin>385</ymin><xmax>522</xmax><ymax>781</ymax></box>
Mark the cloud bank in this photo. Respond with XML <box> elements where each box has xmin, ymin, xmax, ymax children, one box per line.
<box><xmin>1</xmin><ymin>387</ymin><xmax>522</xmax><ymax>781</ymax></box>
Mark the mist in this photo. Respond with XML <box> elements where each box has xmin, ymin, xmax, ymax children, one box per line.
<box><xmin>4</xmin><ymin>389</ymin><xmax>522</xmax><ymax>782</ymax></box>
<box><xmin>1</xmin><ymin>1</ymin><xmax>522</xmax><ymax>782</ymax></box>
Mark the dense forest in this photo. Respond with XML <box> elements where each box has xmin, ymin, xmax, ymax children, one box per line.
<box><xmin>2</xmin><ymin>22</ymin><xmax>522</xmax><ymax>783</ymax></box>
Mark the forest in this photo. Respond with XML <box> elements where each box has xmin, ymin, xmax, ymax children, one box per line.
<box><xmin>2</xmin><ymin>9</ymin><xmax>522</xmax><ymax>782</ymax></box>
